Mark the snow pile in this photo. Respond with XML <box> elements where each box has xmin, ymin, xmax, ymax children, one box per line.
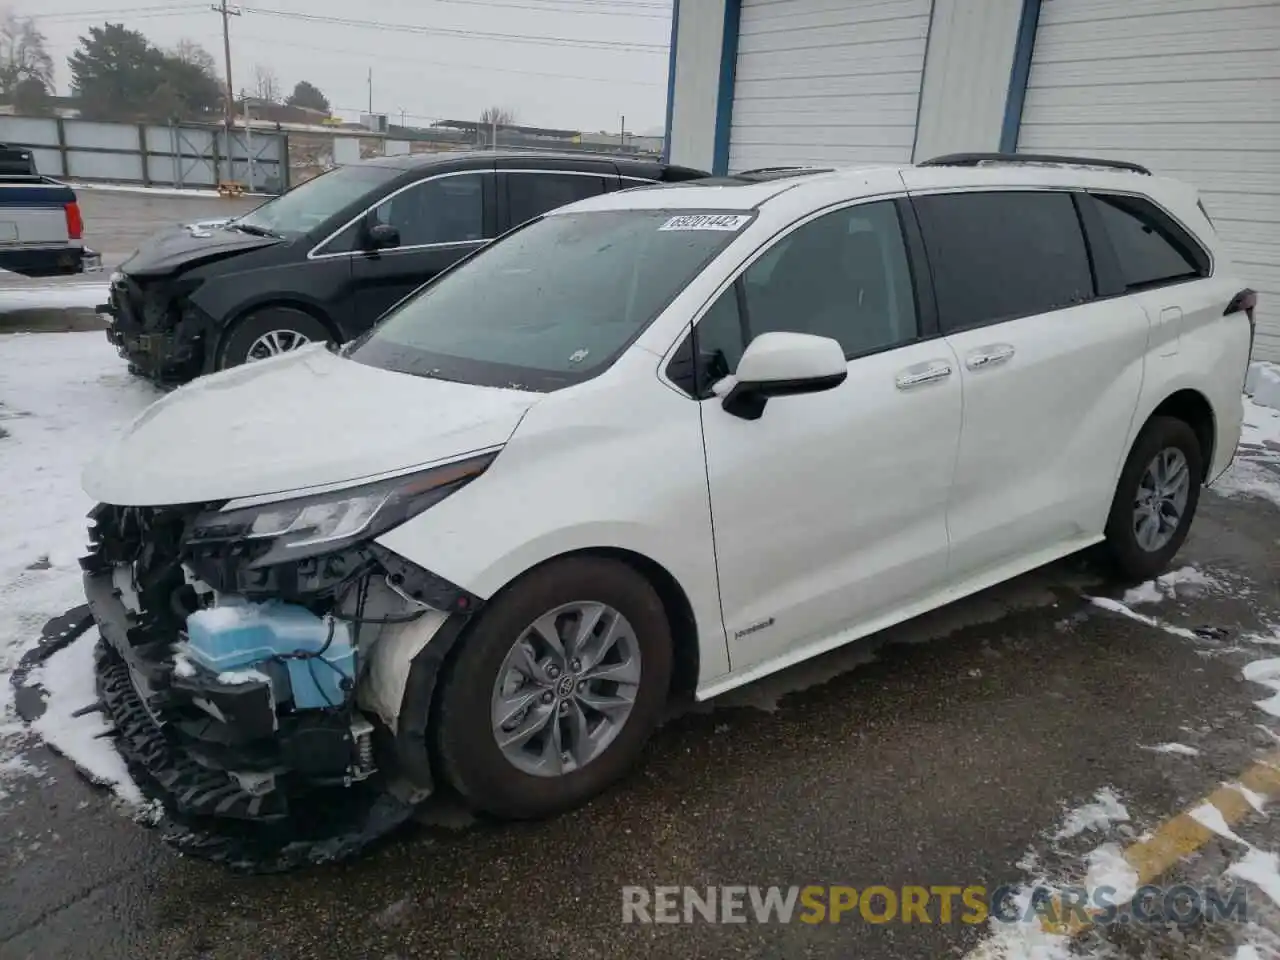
<box><xmin>1246</xmin><ymin>361</ymin><xmax>1280</xmax><ymax>411</ymax></box>
<box><xmin>0</xmin><ymin>331</ymin><xmax>159</xmax><ymax>802</ymax></box>
<box><xmin>25</xmin><ymin>632</ymin><xmax>141</xmax><ymax>803</ymax></box>
<box><xmin>1121</xmin><ymin>565</ymin><xmax>1221</xmax><ymax>606</ymax></box>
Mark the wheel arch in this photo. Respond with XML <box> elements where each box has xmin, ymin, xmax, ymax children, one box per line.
<box><xmin>1146</xmin><ymin>388</ymin><xmax>1217</xmax><ymax>481</ymax></box>
<box><xmin>458</xmin><ymin>545</ymin><xmax>701</xmax><ymax>703</ymax></box>
<box><xmin>212</xmin><ymin>298</ymin><xmax>342</xmax><ymax>368</ymax></box>
<box><xmin>397</xmin><ymin>545</ymin><xmax>701</xmax><ymax>796</ymax></box>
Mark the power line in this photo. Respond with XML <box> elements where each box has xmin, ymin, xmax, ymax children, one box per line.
<box><xmin>231</xmin><ymin>34</ymin><xmax>664</xmax><ymax>87</ymax></box>
<box><xmin>240</xmin><ymin>7</ymin><xmax>667</xmax><ymax>53</ymax></box>
<box><xmin>24</xmin><ymin>5</ymin><xmax>209</xmax><ymax>23</ymax></box>
<box><xmin>363</xmin><ymin>0</ymin><xmax>671</xmax><ymax>17</ymax></box>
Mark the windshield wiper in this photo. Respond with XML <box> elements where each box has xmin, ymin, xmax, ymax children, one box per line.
<box><xmin>229</xmin><ymin>222</ymin><xmax>280</xmax><ymax>238</ymax></box>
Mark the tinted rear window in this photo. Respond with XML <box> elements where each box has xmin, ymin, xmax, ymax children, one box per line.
<box><xmin>1092</xmin><ymin>193</ymin><xmax>1207</xmax><ymax>290</ymax></box>
<box><xmin>913</xmin><ymin>191</ymin><xmax>1095</xmax><ymax>333</ymax></box>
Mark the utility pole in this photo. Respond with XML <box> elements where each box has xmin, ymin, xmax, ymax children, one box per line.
<box><xmin>367</xmin><ymin>68</ymin><xmax>372</xmax><ymax>115</ymax></box>
<box><xmin>620</xmin><ymin>114</ymin><xmax>626</xmax><ymax>152</ymax></box>
<box><xmin>211</xmin><ymin>1</ymin><xmax>241</xmax><ymax>129</ymax></box>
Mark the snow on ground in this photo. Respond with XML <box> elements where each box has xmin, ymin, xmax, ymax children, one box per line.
<box><xmin>1121</xmin><ymin>566</ymin><xmax>1222</xmax><ymax>606</ymax></box>
<box><xmin>0</xmin><ymin>331</ymin><xmax>158</xmax><ymax>802</ymax></box>
<box><xmin>1143</xmin><ymin>742</ymin><xmax>1201</xmax><ymax>756</ymax></box>
<box><xmin>1086</xmin><ymin>595</ymin><xmax>1202</xmax><ymax>641</ymax></box>
<box><xmin>1232</xmin><ymin>850</ymin><xmax>1280</xmax><ymax>909</ymax></box>
<box><xmin>1054</xmin><ymin>787</ymin><xmax>1130</xmax><ymax>841</ymax></box>
<box><xmin>1212</xmin><ymin>396</ymin><xmax>1280</xmax><ymax>509</ymax></box>
<box><xmin>965</xmin><ymin>788</ymin><xmax>1134</xmax><ymax>960</ymax></box>
<box><xmin>0</xmin><ymin>281</ymin><xmax>109</xmax><ymax>311</ymax></box>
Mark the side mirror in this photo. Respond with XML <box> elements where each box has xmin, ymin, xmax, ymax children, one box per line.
<box><xmin>721</xmin><ymin>332</ymin><xmax>847</xmax><ymax>420</ymax></box>
<box><xmin>365</xmin><ymin>221</ymin><xmax>400</xmax><ymax>250</ymax></box>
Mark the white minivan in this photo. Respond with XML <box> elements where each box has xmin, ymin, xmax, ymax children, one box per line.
<box><xmin>80</xmin><ymin>154</ymin><xmax>1256</xmax><ymax>857</ymax></box>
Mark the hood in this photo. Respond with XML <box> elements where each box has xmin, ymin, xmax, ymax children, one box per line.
<box><xmin>121</xmin><ymin>220</ymin><xmax>282</xmax><ymax>278</ymax></box>
<box><xmin>83</xmin><ymin>346</ymin><xmax>541</xmax><ymax>506</ymax></box>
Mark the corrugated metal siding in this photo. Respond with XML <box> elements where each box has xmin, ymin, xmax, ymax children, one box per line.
<box><xmin>912</xmin><ymin>0</ymin><xmax>1023</xmax><ymax>161</ymax></box>
<box><xmin>727</xmin><ymin>0</ymin><xmax>932</xmax><ymax>171</ymax></box>
<box><xmin>1018</xmin><ymin>0</ymin><xmax>1280</xmax><ymax>362</ymax></box>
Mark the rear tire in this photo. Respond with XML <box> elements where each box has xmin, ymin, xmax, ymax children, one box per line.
<box><xmin>434</xmin><ymin>557</ymin><xmax>672</xmax><ymax>820</ymax></box>
<box><xmin>1103</xmin><ymin>416</ymin><xmax>1204</xmax><ymax>581</ymax></box>
<box><xmin>216</xmin><ymin>308</ymin><xmax>333</xmax><ymax>370</ymax></box>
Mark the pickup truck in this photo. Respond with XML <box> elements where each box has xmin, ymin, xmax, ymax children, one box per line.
<box><xmin>0</xmin><ymin>144</ymin><xmax>101</xmax><ymax>277</ymax></box>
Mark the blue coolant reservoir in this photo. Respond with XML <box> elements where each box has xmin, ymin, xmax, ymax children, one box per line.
<box><xmin>185</xmin><ymin>599</ymin><xmax>355</xmax><ymax>710</ymax></box>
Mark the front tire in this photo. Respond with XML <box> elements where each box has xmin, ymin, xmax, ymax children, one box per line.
<box><xmin>1103</xmin><ymin>416</ymin><xmax>1204</xmax><ymax>581</ymax></box>
<box><xmin>434</xmin><ymin>557</ymin><xmax>672</xmax><ymax>820</ymax></box>
<box><xmin>217</xmin><ymin>308</ymin><xmax>333</xmax><ymax>370</ymax></box>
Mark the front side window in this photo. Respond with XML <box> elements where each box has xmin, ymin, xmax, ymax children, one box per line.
<box><xmin>680</xmin><ymin>200</ymin><xmax>918</xmax><ymax>394</ymax></box>
<box><xmin>235</xmin><ymin>163</ymin><xmax>396</xmax><ymax>238</ymax></box>
<box><xmin>349</xmin><ymin>209</ymin><xmax>747</xmax><ymax>391</ymax></box>
<box><xmin>913</xmin><ymin>190</ymin><xmax>1095</xmax><ymax>333</ymax></box>
<box><xmin>508</xmin><ymin>173</ymin><xmax>608</xmax><ymax>228</ymax></box>
<box><xmin>1092</xmin><ymin>193</ymin><xmax>1207</xmax><ymax>290</ymax></box>
<box><xmin>372</xmin><ymin>174</ymin><xmax>485</xmax><ymax>247</ymax></box>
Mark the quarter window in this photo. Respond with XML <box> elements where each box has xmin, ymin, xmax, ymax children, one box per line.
<box><xmin>683</xmin><ymin>200</ymin><xmax>919</xmax><ymax>395</ymax></box>
<box><xmin>372</xmin><ymin>174</ymin><xmax>485</xmax><ymax>247</ymax></box>
<box><xmin>1092</xmin><ymin>193</ymin><xmax>1207</xmax><ymax>290</ymax></box>
<box><xmin>913</xmin><ymin>191</ymin><xmax>1095</xmax><ymax>333</ymax></box>
<box><xmin>508</xmin><ymin>173</ymin><xmax>608</xmax><ymax>228</ymax></box>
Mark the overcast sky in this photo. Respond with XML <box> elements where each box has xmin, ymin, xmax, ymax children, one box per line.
<box><xmin>25</xmin><ymin>0</ymin><xmax>672</xmax><ymax>134</ymax></box>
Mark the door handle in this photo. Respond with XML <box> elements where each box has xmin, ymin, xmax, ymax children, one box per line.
<box><xmin>895</xmin><ymin>360</ymin><xmax>952</xmax><ymax>390</ymax></box>
<box><xmin>965</xmin><ymin>344</ymin><xmax>1015</xmax><ymax>370</ymax></box>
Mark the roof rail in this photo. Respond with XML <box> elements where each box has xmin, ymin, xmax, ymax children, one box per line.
<box><xmin>918</xmin><ymin>152</ymin><xmax>1151</xmax><ymax>176</ymax></box>
<box><xmin>735</xmin><ymin>165</ymin><xmax>834</xmax><ymax>179</ymax></box>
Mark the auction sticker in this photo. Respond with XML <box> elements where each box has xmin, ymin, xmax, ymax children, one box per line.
<box><xmin>659</xmin><ymin>214</ymin><xmax>751</xmax><ymax>232</ymax></box>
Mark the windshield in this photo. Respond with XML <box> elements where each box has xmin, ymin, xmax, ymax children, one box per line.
<box><xmin>233</xmin><ymin>163</ymin><xmax>397</xmax><ymax>238</ymax></box>
<box><xmin>349</xmin><ymin>210</ymin><xmax>750</xmax><ymax>390</ymax></box>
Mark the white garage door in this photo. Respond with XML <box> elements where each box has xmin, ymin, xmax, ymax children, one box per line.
<box><xmin>727</xmin><ymin>0</ymin><xmax>932</xmax><ymax>172</ymax></box>
<box><xmin>1018</xmin><ymin>0</ymin><xmax>1280</xmax><ymax>362</ymax></box>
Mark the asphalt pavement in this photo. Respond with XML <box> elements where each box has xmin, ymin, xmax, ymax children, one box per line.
<box><xmin>2</xmin><ymin>488</ymin><xmax>1279</xmax><ymax>960</ymax></box>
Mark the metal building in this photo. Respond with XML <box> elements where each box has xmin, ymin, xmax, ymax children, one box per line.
<box><xmin>663</xmin><ymin>0</ymin><xmax>1280</xmax><ymax>361</ymax></box>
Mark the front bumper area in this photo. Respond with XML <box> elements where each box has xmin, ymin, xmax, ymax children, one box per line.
<box><xmin>98</xmin><ymin>275</ymin><xmax>212</xmax><ymax>385</ymax></box>
<box><xmin>93</xmin><ymin>636</ymin><xmax>415</xmax><ymax>871</ymax></box>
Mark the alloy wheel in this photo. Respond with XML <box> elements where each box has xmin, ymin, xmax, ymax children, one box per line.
<box><xmin>490</xmin><ymin>601</ymin><xmax>642</xmax><ymax>778</ymax></box>
<box><xmin>1132</xmin><ymin>446</ymin><xmax>1191</xmax><ymax>552</ymax></box>
<box><xmin>245</xmin><ymin>329</ymin><xmax>312</xmax><ymax>361</ymax></box>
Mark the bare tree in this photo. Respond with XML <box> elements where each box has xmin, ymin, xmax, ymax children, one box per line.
<box><xmin>0</xmin><ymin>10</ymin><xmax>53</xmax><ymax>96</ymax></box>
<box><xmin>479</xmin><ymin>105</ymin><xmax>516</xmax><ymax>128</ymax></box>
<box><xmin>252</xmin><ymin>62</ymin><xmax>279</xmax><ymax>102</ymax></box>
<box><xmin>171</xmin><ymin>39</ymin><xmax>217</xmax><ymax>76</ymax></box>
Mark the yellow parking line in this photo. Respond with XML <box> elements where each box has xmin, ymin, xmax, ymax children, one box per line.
<box><xmin>1042</xmin><ymin>749</ymin><xmax>1280</xmax><ymax>937</ymax></box>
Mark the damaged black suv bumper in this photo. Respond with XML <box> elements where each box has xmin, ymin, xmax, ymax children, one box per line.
<box><xmin>98</xmin><ymin>274</ymin><xmax>216</xmax><ymax>384</ymax></box>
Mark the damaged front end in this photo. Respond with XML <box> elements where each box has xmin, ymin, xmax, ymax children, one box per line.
<box><xmin>99</xmin><ymin>272</ymin><xmax>216</xmax><ymax>385</ymax></box>
<box><xmin>78</xmin><ymin>458</ymin><xmax>491</xmax><ymax>870</ymax></box>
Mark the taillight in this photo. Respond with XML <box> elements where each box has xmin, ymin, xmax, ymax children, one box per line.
<box><xmin>64</xmin><ymin>201</ymin><xmax>83</xmax><ymax>240</ymax></box>
<box><xmin>1227</xmin><ymin>288</ymin><xmax>1258</xmax><ymax>356</ymax></box>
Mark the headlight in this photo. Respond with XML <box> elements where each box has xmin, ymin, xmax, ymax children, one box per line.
<box><xmin>186</xmin><ymin>451</ymin><xmax>498</xmax><ymax>565</ymax></box>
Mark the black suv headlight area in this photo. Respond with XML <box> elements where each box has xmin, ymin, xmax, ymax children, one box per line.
<box><xmin>186</xmin><ymin>451</ymin><xmax>498</xmax><ymax>565</ymax></box>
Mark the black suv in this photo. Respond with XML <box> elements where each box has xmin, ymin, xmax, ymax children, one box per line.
<box><xmin>100</xmin><ymin>151</ymin><xmax>708</xmax><ymax>383</ymax></box>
